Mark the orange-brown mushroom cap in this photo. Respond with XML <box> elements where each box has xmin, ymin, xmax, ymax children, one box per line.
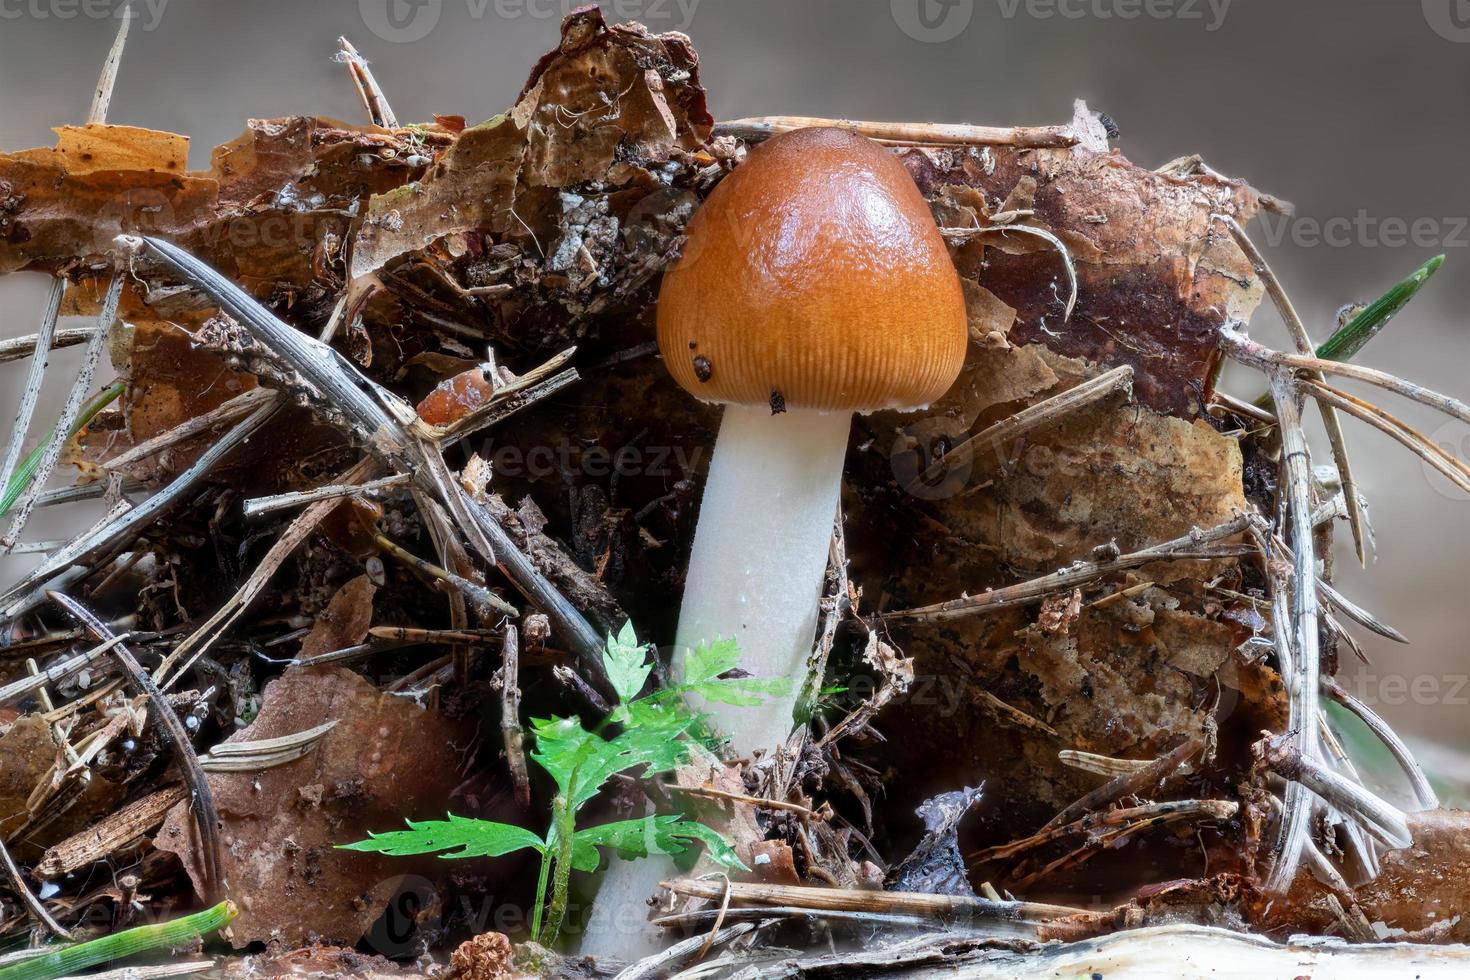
<box><xmin>657</xmin><ymin>127</ymin><xmax>968</xmax><ymax>413</ymax></box>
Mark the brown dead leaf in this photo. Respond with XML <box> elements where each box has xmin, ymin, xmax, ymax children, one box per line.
<box><xmin>155</xmin><ymin>665</ymin><xmax>469</xmax><ymax>948</ymax></box>
<box><xmin>298</xmin><ymin>575</ymin><xmax>378</xmax><ymax>660</ymax></box>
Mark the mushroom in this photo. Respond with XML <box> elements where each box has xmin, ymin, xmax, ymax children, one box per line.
<box><xmin>581</xmin><ymin>127</ymin><xmax>968</xmax><ymax>959</ymax></box>
<box><xmin>657</xmin><ymin>126</ymin><xmax>969</xmax><ymax>754</ymax></box>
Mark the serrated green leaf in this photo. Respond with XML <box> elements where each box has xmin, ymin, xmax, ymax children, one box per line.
<box><xmin>569</xmin><ymin>814</ymin><xmax>747</xmax><ymax>872</ymax></box>
<box><xmin>683</xmin><ymin>637</ymin><xmax>741</xmax><ymax>685</ymax></box>
<box><xmin>603</xmin><ymin>620</ymin><xmax>653</xmax><ymax>705</ymax></box>
<box><xmin>338</xmin><ymin>814</ymin><xmax>545</xmax><ymax>859</ymax></box>
<box><xmin>689</xmin><ymin>676</ymin><xmax>792</xmax><ymax>707</ymax></box>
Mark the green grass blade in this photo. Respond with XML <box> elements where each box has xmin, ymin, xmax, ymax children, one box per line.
<box><xmin>1318</xmin><ymin>254</ymin><xmax>1444</xmax><ymax>363</ymax></box>
<box><xmin>1250</xmin><ymin>255</ymin><xmax>1444</xmax><ymax>409</ymax></box>
<box><xmin>0</xmin><ymin>381</ymin><xmax>124</xmax><ymax>519</ymax></box>
<box><xmin>0</xmin><ymin>901</ymin><xmax>236</xmax><ymax>980</ymax></box>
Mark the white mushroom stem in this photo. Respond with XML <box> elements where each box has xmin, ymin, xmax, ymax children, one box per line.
<box><xmin>580</xmin><ymin>403</ymin><xmax>849</xmax><ymax>959</ymax></box>
<box><xmin>675</xmin><ymin>403</ymin><xmax>850</xmax><ymax>751</ymax></box>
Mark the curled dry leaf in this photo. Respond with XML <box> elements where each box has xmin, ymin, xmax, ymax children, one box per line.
<box><xmin>155</xmin><ymin>665</ymin><xmax>470</xmax><ymax>948</ymax></box>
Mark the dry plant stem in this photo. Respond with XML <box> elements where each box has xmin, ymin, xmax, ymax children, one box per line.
<box><xmin>912</xmin><ymin>366</ymin><xmax>1131</xmax><ymax>490</ymax></box>
<box><xmin>1259</xmin><ymin>737</ymin><xmax>1410</xmax><ymax>849</ymax></box>
<box><xmin>0</xmin><ymin>632</ymin><xmax>131</xmax><ymax>705</ymax></box>
<box><xmin>1040</xmin><ymin>737</ymin><xmax>1202</xmax><ymax>834</ymax></box>
<box><xmin>1221</xmin><ymin>326</ymin><xmax>1470</xmax><ymax>425</ymax></box>
<box><xmin>410</xmin><ymin>487</ymin><xmax>477</xmax><ymax>681</ymax></box>
<box><xmin>0</xmin><ymin>279</ymin><xmax>65</xmax><ymax>531</ymax></box>
<box><xmin>498</xmin><ymin>624</ymin><xmax>531</xmax><ymax>809</ymax></box>
<box><xmin>613</xmin><ymin>923</ymin><xmax>758</xmax><ymax>980</ymax></box>
<box><xmin>1056</xmin><ymin>750</ymin><xmax>1153</xmax><ymax>778</ymax></box>
<box><xmin>32</xmin><ymin>478</ymin><xmax>145</xmax><ymax>510</ymax></box>
<box><xmin>714</xmin><ymin>116</ymin><xmax>1078</xmax><ymax>148</ymax></box>
<box><xmin>1013</xmin><ymin>804</ymin><xmax>1236</xmax><ymax>889</ymax></box>
<box><xmin>242</xmin><ymin>473</ymin><xmax>410</xmax><ymax>519</ymax></box>
<box><xmin>130</xmin><ymin>236</ymin><xmax>609</xmax><ymax>682</ymax></box>
<box><xmin>661</xmin><ymin>879</ymin><xmax>1086</xmax><ymax>926</ymax></box>
<box><xmin>375</xmin><ymin>533</ymin><xmax>518</xmax><ymax>619</ymax></box>
<box><xmin>882</xmin><ymin>515</ymin><xmax>1257</xmax><ymax>623</ymax></box>
<box><xmin>1265</xmin><ymin>370</ymin><xmax>1325</xmax><ymax>894</ymax></box>
<box><xmin>1324</xmin><ymin>678</ymin><xmax>1439</xmax><ymax>810</ymax></box>
<box><xmin>337</xmin><ymin>36</ymin><xmax>398</xmax><ymax>128</ymax></box>
<box><xmin>0</xmin><ymin>326</ymin><xmax>97</xmax><ymax>365</ymax></box>
<box><xmin>1217</xmin><ymin>214</ymin><xmax>1369</xmax><ymax>566</ymax></box>
<box><xmin>2</xmin><ymin>275</ymin><xmax>121</xmax><ymax>551</ymax></box>
<box><xmin>1318</xmin><ymin>578</ymin><xmax>1409</xmax><ymax>644</ymax></box>
<box><xmin>0</xmin><ymin>401</ymin><xmax>279</xmax><ymax>623</ymax></box>
<box><xmin>152</xmin><ymin>457</ymin><xmax>378</xmax><ymax>684</ymax></box>
<box><xmin>37</xmin><ymin>784</ymin><xmax>187</xmax><ymax>878</ymax></box>
<box><xmin>104</xmin><ymin>387</ymin><xmax>277</xmax><ymax>472</ymax></box>
<box><xmin>1303</xmin><ymin>380</ymin><xmax>1470</xmax><ymax>494</ymax></box>
<box><xmin>0</xmin><ymin>837</ymin><xmax>72</xmax><ymax>940</ymax></box>
<box><xmin>47</xmin><ymin>591</ymin><xmax>224</xmax><ymax>901</ymax></box>
<box><xmin>973</xmin><ymin>800</ymin><xmax>1235</xmax><ymax>864</ymax></box>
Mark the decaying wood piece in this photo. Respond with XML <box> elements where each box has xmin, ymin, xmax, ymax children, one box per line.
<box><xmin>729</xmin><ymin>925</ymin><xmax>1470</xmax><ymax>979</ymax></box>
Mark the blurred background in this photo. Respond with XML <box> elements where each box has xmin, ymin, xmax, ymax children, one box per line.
<box><xmin>1</xmin><ymin>0</ymin><xmax>1466</xmax><ymax>752</ymax></box>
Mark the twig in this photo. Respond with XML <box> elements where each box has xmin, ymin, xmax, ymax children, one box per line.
<box><xmin>1324</xmin><ymin>679</ymin><xmax>1438</xmax><ymax>810</ymax></box>
<box><xmin>0</xmin><ymin>632</ymin><xmax>131</xmax><ymax>705</ymax></box>
<box><xmin>498</xmin><ymin>625</ymin><xmax>531</xmax><ymax>809</ymax></box>
<box><xmin>1222</xmin><ymin>326</ymin><xmax>1470</xmax><ymax>426</ymax></box>
<box><xmin>1217</xmin><ymin>215</ymin><xmax>1369</xmax><ymax>565</ymax></box>
<box><xmin>376</xmin><ymin>533</ymin><xmax>519</xmax><ymax>619</ymax></box>
<box><xmin>152</xmin><ymin>457</ymin><xmax>378</xmax><ymax>686</ymax></box>
<box><xmin>1318</xmin><ymin>578</ymin><xmax>1409</xmax><ymax>645</ymax></box>
<box><xmin>2</xmin><ymin>276</ymin><xmax>121</xmax><ymax>551</ymax></box>
<box><xmin>87</xmin><ymin>2</ymin><xmax>131</xmax><ymax>124</ymax></box>
<box><xmin>974</xmin><ymin>800</ymin><xmax>1236</xmax><ymax>865</ymax></box>
<box><xmin>668</xmin><ymin>785</ymin><xmax>819</xmax><ymax>820</ymax></box>
<box><xmin>1257</xmin><ymin>734</ymin><xmax>1411</xmax><ymax>849</ymax></box>
<box><xmin>1012</xmin><ymin>801</ymin><xmax>1238</xmax><ymax>889</ymax></box>
<box><xmin>127</xmin><ymin>236</ymin><xmax>610</xmax><ymax>688</ymax></box>
<box><xmin>1042</xmin><ymin>738</ymin><xmax>1202</xmax><ymax>834</ymax></box>
<box><xmin>0</xmin><ymin>280</ymin><xmax>66</xmax><ymax>530</ymax></box>
<box><xmin>1302</xmin><ymin>379</ymin><xmax>1470</xmax><ymax>495</ymax></box>
<box><xmin>0</xmin><ymin>400</ymin><xmax>279</xmax><ymax>622</ymax></box>
<box><xmin>798</xmin><ymin>503</ymin><xmax>853</xmax><ymax>722</ymax></box>
<box><xmin>0</xmin><ymin>837</ymin><xmax>72</xmax><ymax>940</ymax></box>
<box><xmin>47</xmin><ymin>592</ymin><xmax>224</xmax><ymax>901</ymax></box>
<box><xmin>242</xmin><ymin>473</ymin><xmax>410</xmax><ymax>520</ymax></box>
<box><xmin>1263</xmin><ymin>370</ymin><xmax>1324</xmax><ymax>893</ymax></box>
<box><xmin>368</xmin><ymin>626</ymin><xmax>506</xmax><ymax>646</ymax></box>
<box><xmin>614</xmin><ymin>922</ymin><xmax>756</xmax><ymax>980</ymax></box>
<box><xmin>714</xmin><ymin>116</ymin><xmax>1078</xmax><ymax>148</ymax></box>
<box><xmin>1056</xmin><ymin>750</ymin><xmax>1153</xmax><ymax>778</ymax></box>
<box><xmin>104</xmin><ymin>387</ymin><xmax>278</xmax><ymax>473</ymax></box>
<box><xmin>911</xmin><ymin>366</ymin><xmax>1130</xmax><ymax>492</ymax></box>
<box><xmin>337</xmin><ymin>36</ymin><xmax>399</xmax><ymax>129</ymax></box>
<box><xmin>660</xmin><ymin>879</ymin><xmax>1086</xmax><ymax>925</ymax></box>
<box><xmin>881</xmin><ymin>515</ymin><xmax>1257</xmax><ymax>624</ymax></box>
<box><xmin>0</xmin><ymin>326</ymin><xmax>97</xmax><ymax>366</ymax></box>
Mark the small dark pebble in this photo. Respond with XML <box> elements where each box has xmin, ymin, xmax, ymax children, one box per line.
<box><xmin>688</xmin><ymin>340</ymin><xmax>698</xmax><ymax>349</ymax></box>
<box><xmin>769</xmin><ymin>388</ymin><xmax>786</xmax><ymax>415</ymax></box>
<box><xmin>692</xmin><ymin>355</ymin><xmax>712</xmax><ymax>382</ymax></box>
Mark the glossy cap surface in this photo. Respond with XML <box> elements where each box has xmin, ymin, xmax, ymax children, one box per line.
<box><xmin>657</xmin><ymin>127</ymin><xmax>968</xmax><ymax>412</ymax></box>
